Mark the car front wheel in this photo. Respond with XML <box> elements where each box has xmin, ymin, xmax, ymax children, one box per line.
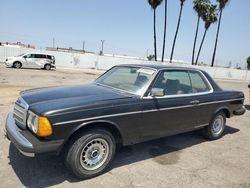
<box><xmin>13</xmin><ymin>62</ymin><xmax>22</xmax><ymax>69</ymax></box>
<box><xmin>203</xmin><ymin>112</ymin><xmax>226</xmax><ymax>140</ymax></box>
<box><xmin>64</xmin><ymin>129</ymin><xmax>116</xmax><ymax>179</ymax></box>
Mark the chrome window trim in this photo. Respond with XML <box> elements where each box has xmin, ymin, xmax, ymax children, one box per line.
<box><xmin>142</xmin><ymin>69</ymin><xmax>214</xmax><ymax>99</ymax></box>
<box><xmin>53</xmin><ymin>98</ymin><xmax>244</xmax><ymax>126</ymax></box>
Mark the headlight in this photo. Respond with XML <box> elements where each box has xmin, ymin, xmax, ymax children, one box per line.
<box><xmin>27</xmin><ymin>111</ymin><xmax>52</xmax><ymax>137</ymax></box>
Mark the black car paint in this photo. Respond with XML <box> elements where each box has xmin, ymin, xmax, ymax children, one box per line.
<box><xmin>7</xmin><ymin>65</ymin><xmax>245</xmax><ymax>155</ymax></box>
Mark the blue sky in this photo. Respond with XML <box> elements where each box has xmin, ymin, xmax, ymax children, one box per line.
<box><xmin>1</xmin><ymin>0</ymin><xmax>250</xmax><ymax>68</ymax></box>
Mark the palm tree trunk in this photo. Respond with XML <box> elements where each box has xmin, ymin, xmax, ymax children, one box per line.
<box><xmin>161</xmin><ymin>0</ymin><xmax>167</xmax><ymax>62</ymax></box>
<box><xmin>211</xmin><ymin>9</ymin><xmax>223</xmax><ymax>67</ymax></box>
<box><xmin>153</xmin><ymin>9</ymin><xmax>157</xmax><ymax>61</ymax></box>
<box><xmin>192</xmin><ymin>16</ymin><xmax>200</xmax><ymax>65</ymax></box>
<box><xmin>195</xmin><ymin>29</ymin><xmax>207</xmax><ymax>65</ymax></box>
<box><xmin>170</xmin><ymin>2</ymin><xmax>184</xmax><ymax>63</ymax></box>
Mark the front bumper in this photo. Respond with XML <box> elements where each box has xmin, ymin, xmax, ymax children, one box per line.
<box><xmin>5</xmin><ymin>112</ymin><xmax>64</xmax><ymax>157</ymax></box>
<box><xmin>5</xmin><ymin>61</ymin><xmax>13</xmax><ymax>67</ymax></box>
<box><xmin>5</xmin><ymin>112</ymin><xmax>34</xmax><ymax>157</ymax></box>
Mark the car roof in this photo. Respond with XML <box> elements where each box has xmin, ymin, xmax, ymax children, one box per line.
<box><xmin>25</xmin><ymin>52</ymin><xmax>54</xmax><ymax>56</ymax></box>
<box><xmin>116</xmin><ymin>63</ymin><xmax>201</xmax><ymax>71</ymax></box>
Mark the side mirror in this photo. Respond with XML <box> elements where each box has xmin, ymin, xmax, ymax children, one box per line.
<box><xmin>150</xmin><ymin>88</ymin><xmax>164</xmax><ymax>97</ymax></box>
<box><xmin>23</xmin><ymin>56</ymin><xmax>27</xmax><ymax>59</ymax></box>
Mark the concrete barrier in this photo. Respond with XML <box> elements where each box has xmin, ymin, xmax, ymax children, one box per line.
<box><xmin>0</xmin><ymin>46</ymin><xmax>249</xmax><ymax>81</ymax></box>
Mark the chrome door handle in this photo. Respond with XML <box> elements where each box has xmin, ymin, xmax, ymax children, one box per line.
<box><xmin>190</xmin><ymin>100</ymin><xmax>200</xmax><ymax>105</ymax></box>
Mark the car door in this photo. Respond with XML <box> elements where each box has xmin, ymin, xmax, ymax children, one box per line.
<box><xmin>139</xmin><ymin>70</ymin><xmax>201</xmax><ymax>140</ymax></box>
<box><xmin>33</xmin><ymin>54</ymin><xmax>45</xmax><ymax>68</ymax></box>
<box><xmin>23</xmin><ymin>54</ymin><xmax>36</xmax><ymax>67</ymax></box>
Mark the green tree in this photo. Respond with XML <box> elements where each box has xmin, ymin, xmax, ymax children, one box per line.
<box><xmin>169</xmin><ymin>0</ymin><xmax>186</xmax><ymax>63</ymax></box>
<box><xmin>161</xmin><ymin>0</ymin><xmax>168</xmax><ymax>62</ymax></box>
<box><xmin>147</xmin><ymin>54</ymin><xmax>155</xmax><ymax>61</ymax></box>
<box><xmin>148</xmin><ymin>0</ymin><xmax>163</xmax><ymax>61</ymax></box>
<box><xmin>211</xmin><ymin>0</ymin><xmax>229</xmax><ymax>67</ymax></box>
<box><xmin>247</xmin><ymin>56</ymin><xmax>250</xmax><ymax>70</ymax></box>
<box><xmin>195</xmin><ymin>4</ymin><xmax>218</xmax><ymax>65</ymax></box>
<box><xmin>192</xmin><ymin>0</ymin><xmax>210</xmax><ymax>65</ymax></box>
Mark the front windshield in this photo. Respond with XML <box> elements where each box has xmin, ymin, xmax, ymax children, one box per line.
<box><xmin>96</xmin><ymin>66</ymin><xmax>156</xmax><ymax>95</ymax></box>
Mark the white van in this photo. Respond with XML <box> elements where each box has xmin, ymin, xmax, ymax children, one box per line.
<box><xmin>5</xmin><ymin>52</ymin><xmax>56</xmax><ymax>70</ymax></box>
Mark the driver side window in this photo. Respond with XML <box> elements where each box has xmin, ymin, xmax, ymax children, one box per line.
<box><xmin>25</xmin><ymin>54</ymin><xmax>35</xmax><ymax>58</ymax></box>
<box><xmin>152</xmin><ymin>70</ymin><xmax>192</xmax><ymax>96</ymax></box>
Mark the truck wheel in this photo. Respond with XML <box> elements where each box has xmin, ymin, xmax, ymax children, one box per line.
<box><xmin>202</xmin><ymin>112</ymin><xmax>226</xmax><ymax>140</ymax></box>
<box><xmin>44</xmin><ymin>64</ymin><xmax>51</xmax><ymax>70</ymax></box>
<box><xmin>64</xmin><ymin>129</ymin><xmax>116</xmax><ymax>179</ymax></box>
<box><xmin>13</xmin><ymin>62</ymin><xmax>22</xmax><ymax>69</ymax></box>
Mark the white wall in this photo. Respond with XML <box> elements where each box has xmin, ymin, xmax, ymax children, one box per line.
<box><xmin>0</xmin><ymin>46</ymin><xmax>249</xmax><ymax>81</ymax></box>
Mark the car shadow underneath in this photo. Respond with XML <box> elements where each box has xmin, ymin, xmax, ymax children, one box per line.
<box><xmin>8</xmin><ymin>126</ymin><xmax>239</xmax><ymax>187</ymax></box>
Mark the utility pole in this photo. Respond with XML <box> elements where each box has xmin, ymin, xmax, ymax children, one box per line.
<box><xmin>83</xmin><ymin>40</ymin><xmax>85</xmax><ymax>53</ymax></box>
<box><xmin>101</xmin><ymin>40</ymin><xmax>105</xmax><ymax>55</ymax></box>
<box><xmin>53</xmin><ymin>38</ymin><xmax>55</xmax><ymax>48</ymax></box>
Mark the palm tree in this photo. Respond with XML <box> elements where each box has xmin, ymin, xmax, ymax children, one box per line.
<box><xmin>161</xmin><ymin>0</ymin><xmax>168</xmax><ymax>62</ymax></box>
<box><xmin>192</xmin><ymin>0</ymin><xmax>210</xmax><ymax>65</ymax></box>
<box><xmin>211</xmin><ymin>0</ymin><xmax>229</xmax><ymax>67</ymax></box>
<box><xmin>195</xmin><ymin>4</ymin><xmax>218</xmax><ymax>65</ymax></box>
<box><xmin>148</xmin><ymin>0</ymin><xmax>163</xmax><ymax>61</ymax></box>
<box><xmin>169</xmin><ymin>0</ymin><xmax>186</xmax><ymax>63</ymax></box>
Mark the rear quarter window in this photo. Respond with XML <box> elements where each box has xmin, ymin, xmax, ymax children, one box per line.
<box><xmin>189</xmin><ymin>71</ymin><xmax>211</xmax><ymax>93</ymax></box>
<box><xmin>46</xmin><ymin>55</ymin><xmax>52</xmax><ymax>59</ymax></box>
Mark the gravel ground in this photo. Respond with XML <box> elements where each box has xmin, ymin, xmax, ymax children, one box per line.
<box><xmin>0</xmin><ymin>64</ymin><xmax>250</xmax><ymax>188</ymax></box>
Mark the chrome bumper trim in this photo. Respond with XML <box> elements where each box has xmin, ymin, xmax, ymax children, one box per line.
<box><xmin>6</xmin><ymin>112</ymin><xmax>35</xmax><ymax>157</ymax></box>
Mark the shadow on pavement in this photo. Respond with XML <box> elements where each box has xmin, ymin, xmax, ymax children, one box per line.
<box><xmin>8</xmin><ymin>126</ymin><xmax>239</xmax><ymax>187</ymax></box>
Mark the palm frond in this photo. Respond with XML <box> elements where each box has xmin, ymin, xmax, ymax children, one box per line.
<box><xmin>148</xmin><ymin>0</ymin><xmax>163</xmax><ymax>9</ymax></box>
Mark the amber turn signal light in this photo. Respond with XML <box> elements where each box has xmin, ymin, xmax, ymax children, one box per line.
<box><xmin>37</xmin><ymin>117</ymin><xmax>53</xmax><ymax>137</ymax></box>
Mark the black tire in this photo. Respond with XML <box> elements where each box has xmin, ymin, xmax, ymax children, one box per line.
<box><xmin>44</xmin><ymin>64</ymin><xmax>51</xmax><ymax>70</ymax></box>
<box><xmin>202</xmin><ymin>112</ymin><xmax>226</xmax><ymax>140</ymax></box>
<box><xmin>13</xmin><ymin>62</ymin><xmax>22</xmax><ymax>69</ymax></box>
<box><xmin>64</xmin><ymin>129</ymin><xmax>116</xmax><ymax>179</ymax></box>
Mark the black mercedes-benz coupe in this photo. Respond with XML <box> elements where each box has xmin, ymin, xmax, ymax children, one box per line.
<box><xmin>6</xmin><ymin>64</ymin><xmax>245</xmax><ymax>178</ymax></box>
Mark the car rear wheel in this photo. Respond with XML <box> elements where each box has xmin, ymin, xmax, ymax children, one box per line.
<box><xmin>202</xmin><ymin>112</ymin><xmax>226</xmax><ymax>140</ymax></box>
<box><xmin>64</xmin><ymin>129</ymin><xmax>116</xmax><ymax>179</ymax></box>
<box><xmin>13</xmin><ymin>62</ymin><xmax>22</xmax><ymax>69</ymax></box>
<box><xmin>44</xmin><ymin>64</ymin><xmax>51</xmax><ymax>70</ymax></box>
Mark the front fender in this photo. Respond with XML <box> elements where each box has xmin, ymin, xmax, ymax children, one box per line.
<box><xmin>59</xmin><ymin>119</ymin><xmax>124</xmax><ymax>153</ymax></box>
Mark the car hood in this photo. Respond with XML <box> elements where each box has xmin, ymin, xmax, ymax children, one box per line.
<box><xmin>7</xmin><ymin>56</ymin><xmax>17</xmax><ymax>59</ymax></box>
<box><xmin>20</xmin><ymin>84</ymin><xmax>134</xmax><ymax>115</ymax></box>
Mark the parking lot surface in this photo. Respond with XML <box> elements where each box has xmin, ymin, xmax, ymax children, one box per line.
<box><xmin>0</xmin><ymin>64</ymin><xmax>250</xmax><ymax>188</ymax></box>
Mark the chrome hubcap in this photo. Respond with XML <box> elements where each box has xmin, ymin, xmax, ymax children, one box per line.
<box><xmin>212</xmin><ymin>115</ymin><xmax>224</xmax><ymax>135</ymax></box>
<box><xmin>80</xmin><ymin>138</ymin><xmax>109</xmax><ymax>170</ymax></box>
<box><xmin>15</xmin><ymin>63</ymin><xmax>21</xmax><ymax>68</ymax></box>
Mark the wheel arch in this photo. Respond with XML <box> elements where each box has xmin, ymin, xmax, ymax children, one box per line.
<box><xmin>13</xmin><ymin>61</ymin><xmax>22</xmax><ymax>67</ymax></box>
<box><xmin>214</xmin><ymin>106</ymin><xmax>231</xmax><ymax>118</ymax></box>
<box><xmin>60</xmin><ymin>120</ymin><xmax>124</xmax><ymax>154</ymax></box>
<box><xmin>44</xmin><ymin>63</ymin><xmax>51</xmax><ymax>69</ymax></box>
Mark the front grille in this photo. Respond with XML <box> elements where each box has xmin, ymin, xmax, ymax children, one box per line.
<box><xmin>13</xmin><ymin>97</ymin><xmax>28</xmax><ymax>129</ymax></box>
